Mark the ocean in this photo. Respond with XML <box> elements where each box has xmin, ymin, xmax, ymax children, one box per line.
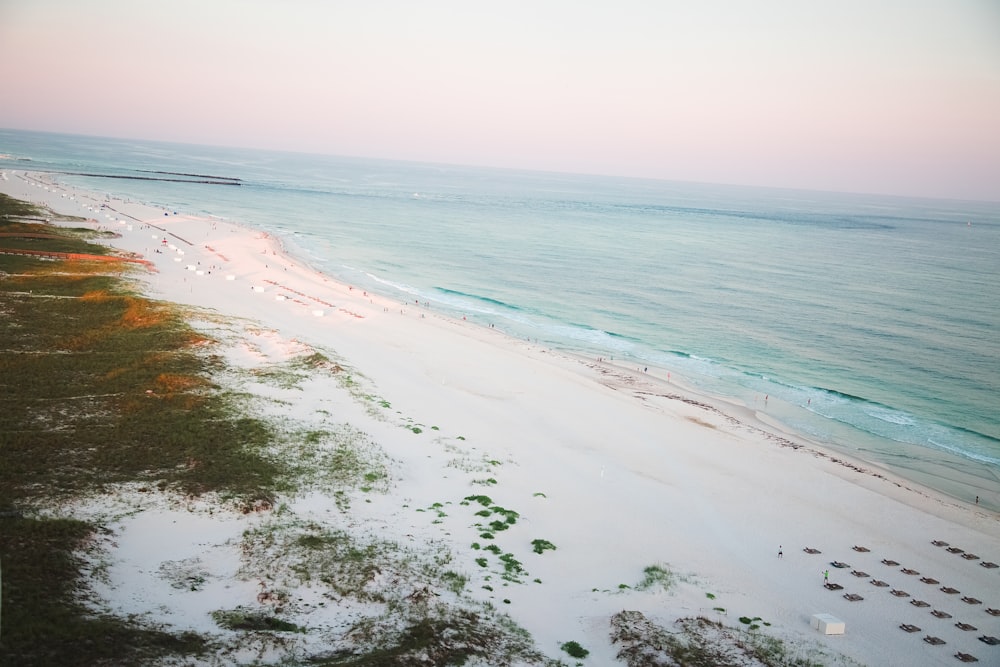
<box><xmin>3</xmin><ymin>128</ymin><xmax>998</xmax><ymax>508</ymax></box>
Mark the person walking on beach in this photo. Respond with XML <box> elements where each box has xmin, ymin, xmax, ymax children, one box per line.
<box><xmin>778</xmin><ymin>545</ymin><xmax>783</xmax><ymax>559</ymax></box>
<box><xmin>823</xmin><ymin>569</ymin><xmax>829</xmax><ymax>585</ymax></box>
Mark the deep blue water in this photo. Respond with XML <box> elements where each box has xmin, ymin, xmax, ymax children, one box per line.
<box><xmin>3</xmin><ymin>128</ymin><xmax>999</xmax><ymax>507</ymax></box>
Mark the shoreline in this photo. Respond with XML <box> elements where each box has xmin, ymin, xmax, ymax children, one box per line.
<box><xmin>272</xmin><ymin>205</ymin><xmax>1000</xmax><ymax>515</ymax></box>
<box><xmin>586</xmin><ymin>351</ymin><xmax>993</xmax><ymax>528</ymax></box>
<box><xmin>4</xmin><ymin>168</ymin><xmax>999</xmax><ymax>665</ymax></box>
<box><xmin>5</xmin><ymin>164</ymin><xmax>995</xmax><ymax>532</ymax></box>
<box><xmin>10</xmin><ymin>165</ymin><xmax>998</xmax><ymax>513</ymax></box>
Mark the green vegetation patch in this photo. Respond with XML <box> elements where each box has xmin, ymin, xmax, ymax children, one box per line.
<box><xmin>0</xmin><ymin>516</ymin><xmax>207</xmax><ymax>666</ymax></box>
<box><xmin>561</xmin><ymin>640</ymin><xmax>590</xmax><ymax>659</ymax></box>
<box><xmin>0</xmin><ymin>194</ymin><xmax>116</xmax><ymax>256</ymax></box>
<box><xmin>211</xmin><ymin>607</ymin><xmax>304</xmax><ymax>633</ymax></box>
<box><xmin>0</xmin><ymin>245</ymin><xmax>282</xmax><ymax>506</ymax></box>
<box><xmin>499</xmin><ymin>553</ymin><xmax>525</xmax><ymax>581</ymax></box>
<box><xmin>238</xmin><ymin>519</ymin><xmax>547</xmax><ymax>665</ymax></box>
<box><xmin>278</xmin><ymin>423</ymin><xmax>391</xmax><ymax>498</ymax></box>
<box><xmin>316</xmin><ymin>610</ymin><xmax>544</xmax><ymax>667</ymax></box>
<box><xmin>0</xmin><ymin>191</ymin><xmax>46</xmax><ymax>218</ymax></box>
<box><xmin>441</xmin><ymin>570</ymin><xmax>468</xmax><ymax>595</ymax></box>
<box><xmin>636</xmin><ymin>563</ymin><xmax>675</xmax><ymax>591</ymax></box>
<box><xmin>240</xmin><ymin>519</ymin><xmax>433</xmax><ymax>603</ymax></box>
<box><xmin>0</xmin><ymin>199</ymin><xmax>288</xmax><ymax>665</ymax></box>
<box><xmin>611</xmin><ymin>611</ymin><xmax>828</xmax><ymax>667</ymax></box>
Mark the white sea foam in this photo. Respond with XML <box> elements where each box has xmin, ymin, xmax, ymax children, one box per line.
<box><xmin>864</xmin><ymin>406</ymin><xmax>917</xmax><ymax>426</ymax></box>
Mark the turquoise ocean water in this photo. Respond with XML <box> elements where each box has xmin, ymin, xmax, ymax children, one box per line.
<box><xmin>3</xmin><ymin>129</ymin><xmax>999</xmax><ymax>508</ymax></box>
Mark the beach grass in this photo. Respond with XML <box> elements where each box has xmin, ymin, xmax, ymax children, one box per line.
<box><xmin>560</xmin><ymin>639</ymin><xmax>589</xmax><ymax>659</ymax></box>
<box><xmin>314</xmin><ymin>608</ymin><xmax>546</xmax><ymax>667</ymax></box>
<box><xmin>531</xmin><ymin>539</ymin><xmax>557</xmax><ymax>554</ymax></box>
<box><xmin>211</xmin><ymin>607</ymin><xmax>304</xmax><ymax>633</ymax></box>
<box><xmin>0</xmin><ymin>202</ymin><xmax>286</xmax><ymax>664</ymax></box>
<box><xmin>0</xmin><ymin>516</ymin><xmax>209</xmax><ymax>666</ymax></box>
<box><xmin>0</xmin><ymin>191</ymin><xmax>45</xmax><ymax>219</ymax></box>
<box><xmin>610</xmin><ymin>611</ymin><xmax>830</xmax><ymax>667</ymax></box>
<box><xmin>636</xmin><ymin>563</ymin><xmax>676</xmax><ymax>591</ymax></box>
<box><xmin>0</xmin><ymin>211</ymin><xmax>284</xmax><ymax>508</ymax></box>
<box><xmin>235</xmin><ymin>514</ymin><xmax>550</xmax><ymax>665</ymax></box>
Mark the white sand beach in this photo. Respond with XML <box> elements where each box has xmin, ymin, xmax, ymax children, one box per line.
<box><xmin>4</xmin><ymin>170</ymin><xmax>999</xmax><ymax>666</ymax></box>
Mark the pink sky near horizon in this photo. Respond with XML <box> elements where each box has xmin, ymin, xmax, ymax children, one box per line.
<box><xmin>1</xmin><ymin>0</ymin><xmax>999</xmax><ymax>200</ymax></box>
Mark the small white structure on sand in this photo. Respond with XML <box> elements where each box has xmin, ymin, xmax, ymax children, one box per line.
<box><xmin>312</xmin><ymin>310</ymin><xmax>325</xmax><ymax>317</ymax></box>
<box><xmin>810</xmin><ymin>613</ymin><xmax>845</xmax><ymax>635</ymax></box>
<box><xmin>252</xmin><ymin>285</ymin><xmax>265</xmax><ymax>293</ymax></box>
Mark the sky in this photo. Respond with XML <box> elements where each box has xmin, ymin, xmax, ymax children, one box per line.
<box><xmin>1</xmin><ymin>0</ymin><xmax>999</xmax><ymax>200</ymax></box>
